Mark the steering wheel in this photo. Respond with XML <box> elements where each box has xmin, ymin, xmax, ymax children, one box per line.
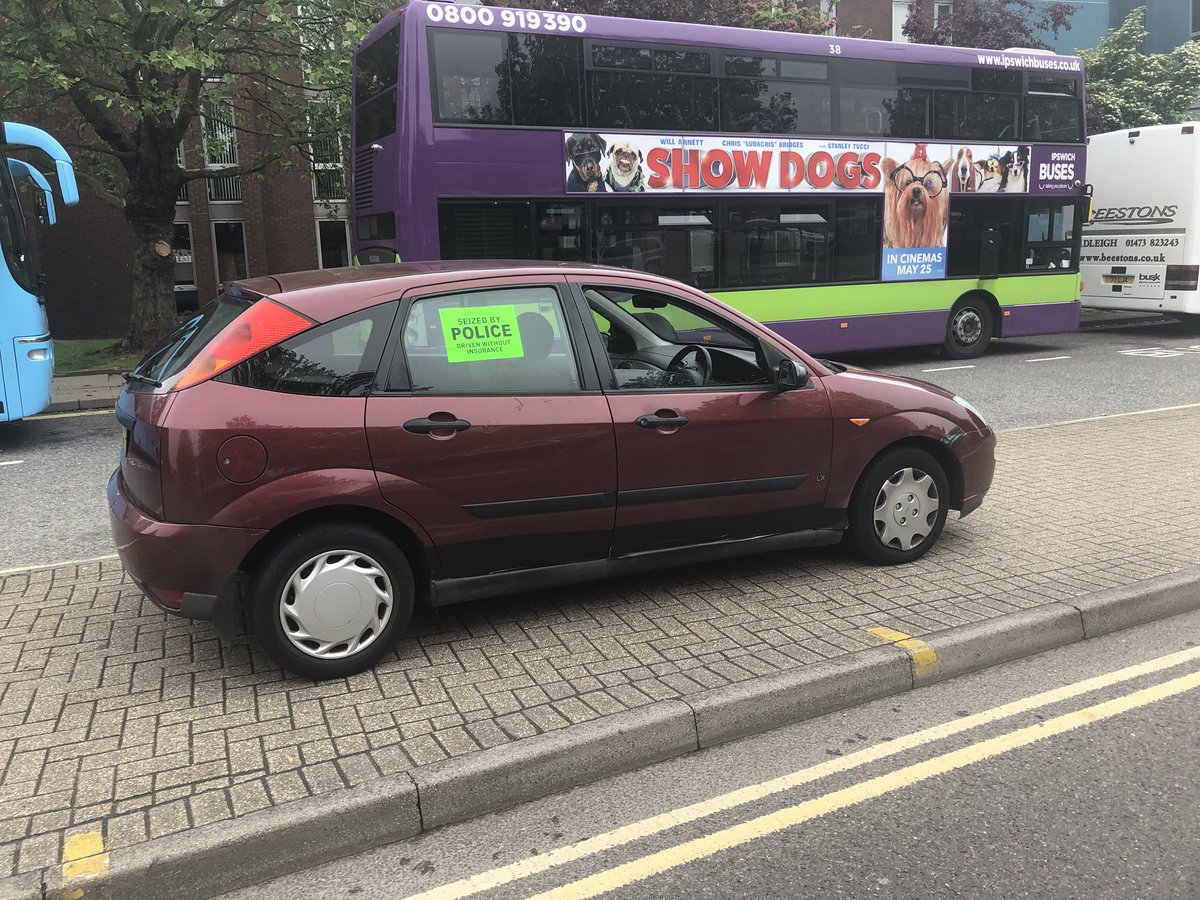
<box><xmin>665</xmin><ymin>344</ymin><xmax>712</xmax><ymax>387</ymax></box>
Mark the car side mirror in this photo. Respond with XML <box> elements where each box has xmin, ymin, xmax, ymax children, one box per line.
<box><xmin>776</xmin><ymin>359</ymin><xmax>807</xmax><ymax>390</ymax></box>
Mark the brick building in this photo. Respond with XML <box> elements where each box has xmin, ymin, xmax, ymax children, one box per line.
<box><xmin>36</xmin><ymin>103</ymin><xmax>349</xmax><ymax>340</ymax></box>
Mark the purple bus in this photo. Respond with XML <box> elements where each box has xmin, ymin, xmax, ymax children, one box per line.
<box><xmin>351</xmin><ymin>1</ymin><xmax>1086</xmax><ymax>357</ymax></box>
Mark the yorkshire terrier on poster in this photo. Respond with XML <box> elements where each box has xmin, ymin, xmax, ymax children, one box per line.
<box><xmin>881</xmin><ymin>144</ymin><xmax>950</xmax><ymax>250</ymax></box>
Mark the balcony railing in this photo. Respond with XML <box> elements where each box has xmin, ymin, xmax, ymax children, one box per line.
<box><xmin>207</xmin><ymin>171</ymin><xmax>242</xmax><ymax>202</ymax></box>
<box><xmin>314</xmin><ymin>167</ymin><xmax>347</xmax><ymax>202</ymax></box>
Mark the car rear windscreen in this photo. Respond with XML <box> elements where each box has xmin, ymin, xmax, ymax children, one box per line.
<box><xmin>135</xmin><ymin>293</ymin><xmax>253</xmax><ymax>385</ymax></box>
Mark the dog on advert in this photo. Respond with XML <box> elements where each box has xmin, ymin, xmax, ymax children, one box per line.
<box><xmin>604</xmin><ymin>139</ymin><xmax>646</xmax><ymax>192</ymax></box>
<box><xmin>565</xmin><ymin>132</ymin><xmax>608</xmax><ymax>192</ymax></box>
<box><xmin>952</xmin><ymin>146</ymin><xmax>980</xmax><ymax>192</ymax></box>
<box><xmin>882</xmin><ymin>144</ymin><xmax>950</xmax><ymax>249</ymax></box>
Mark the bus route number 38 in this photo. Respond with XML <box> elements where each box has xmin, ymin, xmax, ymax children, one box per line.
<box><xmin>425</xmin><ymin>3</ymin><xmax>588</xmax><ymax>33</ymax></box>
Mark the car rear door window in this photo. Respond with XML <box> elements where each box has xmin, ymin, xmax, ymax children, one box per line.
<box><xmin>402</xmin><ymin>286</ymin><xmax>581</xmax><ymax>394</ymax></box>
<box><xmin>221</xmin><ymin>302</ymin><xmax>398</xmax><ymax>396</ymax></box>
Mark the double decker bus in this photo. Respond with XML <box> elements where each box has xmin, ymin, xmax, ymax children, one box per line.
<box><xmin>350</xmin><ymin>1</ymin><xmax>1086</xmax><ymax>358</ymax></box>
<box><xmin>0</xmin><ymin>121</ymin><xmax>78</xmax><ymax>421</ymax></box>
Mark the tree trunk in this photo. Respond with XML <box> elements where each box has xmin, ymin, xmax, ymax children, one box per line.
<box><xmin>123</xmin><ymin>196</ymin><xmax>181</xmax><ymax>353</ymax></box>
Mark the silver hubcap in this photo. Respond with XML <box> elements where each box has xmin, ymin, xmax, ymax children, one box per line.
<box><xmin>278</xmin><ymin>550</ymin><xmax>392</xmax><ymax>659</ymax></box>
<box><xmin>873</xmin><ymin>467</ymin><xmax>940</xmax><ymax>552</ymax></box>
<box><xmin>951</xmin><ymin>308</ymin><xmax>983</xmax><ymax>346</ymax></box>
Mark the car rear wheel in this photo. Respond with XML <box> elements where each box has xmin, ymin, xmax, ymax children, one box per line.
<box><xmin>943</xmin><ymin>297</ymin><xmax>994</xmax><ymax>359</ymax></box>
<box><xmin>845</xmin><ymin>447</ymin><xmax>949</xmax><ymax>565</ymax></box>
<box><xmin>252</xmin><ymin>524</ymin><xmax>414</xmax><ymax>679</ymax></box>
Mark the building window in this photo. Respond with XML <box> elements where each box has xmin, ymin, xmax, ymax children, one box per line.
<box><xmin>311</xmin><ymin>99</ymin><xmax>347</xmax><ymax>202</ymax></box>
<box><xmin>203</xmin><ymin>95</ymin><xmax>241</xmax><ymax>202</ymax></box>
<box><xmin>934</xmin><ymin>2</ymin><xmax>952</xmax><ymax>28</ymax></box>
<box><xmin>173</xmin><ymin>223</ymin><xmax>198</xmax><ymax>312</ymax></box>
<box><xmin>176</xmin><ymin>144</ymin><xmax>188</xmax><ymax>203</ymax></box>
<box><xmin>213</xmin><ymin>221</ymin><xmax>248</xmax><ymax>285</ymax></box>
<box><xmin>892</xmin><ymin>1</ymin><xmax>911</xmax><ymax>41</ymax></box>
<box><xmin>317</xmin><ymin>219</ymin><xmax>351</xmax><ymax>268</ymax></box>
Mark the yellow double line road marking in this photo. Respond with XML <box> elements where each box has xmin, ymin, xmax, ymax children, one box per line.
<box><xmin>532</xmin><ymin>666</ymin><xmax>1200</xmax><ymax>900</ymax></box>
<box><xmin>405</xmin><ymin>645</ymin><xmax>1200</xmax><ymax>900</ymax></box>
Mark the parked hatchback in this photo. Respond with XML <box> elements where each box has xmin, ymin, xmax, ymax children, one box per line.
<box><xmin>110</xmin><ymin>262</ymin><xmax>995</xmax><ymax>679</ymax></box>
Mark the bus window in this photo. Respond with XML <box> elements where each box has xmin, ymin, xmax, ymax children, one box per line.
<box><xmin>837</xmin><ymin>86</ymin><xmax>930</xmax><ymax>138</ymax></box>
<box><xmin>934</xmin><ymin>91</ymin><xmax>1020</xmax><ymax>142</ymax></box>
<box><xmin>587</xmin><ymin>42</ymin><xmax>717</xmax><ymax>132</ymax></box>
<box><xmin>355</xmin><ymin>27</ymin><xmax>400</xmax><ymax>143</ymax></box>
<box><xmin>1025</xmin><ymin>200</ymin><xmax>1076</xmax><ymax>269</ymax></box>
<box><xmin>723</xmin><ymin>203</ymin><xmax>831</xmax><ymax>287</ymax></box>
<box><xmin>1023</xmin><ymin>94</ymin><xmax>1083</xmax><ymax>143</ymax></box>
<box><xmin>432</xmin><ymin>29</ymin><xmax>510</xmax><ymax>124</ymax></box>
<box><xmin>720</xmin><ymin>79</ymin><xmax>830</xmax><ymax>135</ymax></box>
<box><xmin>832</xmin><ymin>198</ymin><xmax>881</xmax><ymax>283</ymax></box>
<box><xmin>509</xmin><ymin>34</ymin><xmax>584</xmax><ymax>126</ymax></box>
<box><xmin>0</xmin><ymin>161</ymin><xmax>35</xmax><ymax>294</ymax></box>
<box><xmin>595</xmin><ymin>204</ymin><xmax>717</xmax><ymax>289</ymax></box>
<box><xmin>946</xmin><ymin>197</ymin><xmax>1026</xmax><ymax>277</ymax></box>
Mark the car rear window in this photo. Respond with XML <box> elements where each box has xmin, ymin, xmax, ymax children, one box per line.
<box><xmin>221</xmin><ymin>303</ymin><xmax>398</xmax><ymax>397</ymax></box>
<box><xmin>135</xmin><ymin>293</ymin><xmax>253</xmax><ymax>385</ymax></box>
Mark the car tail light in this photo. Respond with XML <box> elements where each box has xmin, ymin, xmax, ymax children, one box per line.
<box><xmin>1165</xmin><ymin>265</ymin><xmax>1199</xmax><ymax>292</ymax></box>
<box><xmin>174</xmin><ymin>299</ymin><xmax>314</xmax><ymax>389</ymax></box>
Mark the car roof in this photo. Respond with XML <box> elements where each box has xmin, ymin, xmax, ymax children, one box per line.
<box><xmin>227</xmin><ymin>260</ymin><xmax>697</xmax><ymax>322</ymax></box>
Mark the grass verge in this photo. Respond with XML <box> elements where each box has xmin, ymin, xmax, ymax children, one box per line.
<box><xmin>54</xmin><ymin>339</ymin><xmax>142</xmax><ymax>376</ymax></box>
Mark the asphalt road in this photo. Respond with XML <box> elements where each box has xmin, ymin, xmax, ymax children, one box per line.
<box><xmin>220</xmin><ymin>608</ymin><xmax>1200</xmax><ymax>900</ymax></box>
<box><xmin>2</xmin><ymin>312</ymin><xmax>1197</xmax><ymax>571</ymax></box>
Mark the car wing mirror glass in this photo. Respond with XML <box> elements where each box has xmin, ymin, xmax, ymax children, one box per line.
<box><xmin>776</xmin><ymin>359</ymin><xmax>807</xmax><ymax>389</ymax></box>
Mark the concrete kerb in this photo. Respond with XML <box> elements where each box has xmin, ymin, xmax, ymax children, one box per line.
<box><xmin>11</xmin><ymin>568</ymin><xmax>1198</xmax><ymax>900</ymax></box>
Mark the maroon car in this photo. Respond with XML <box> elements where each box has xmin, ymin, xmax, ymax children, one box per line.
<box><xmin>109</xmin><ymin>262</ymin><xmax>995</xmax><ymax>679</ymax></box>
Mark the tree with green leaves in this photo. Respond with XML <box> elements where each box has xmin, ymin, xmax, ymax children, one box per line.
<box><xmin>1081</xmin><ymin>6</ymin><xmax>1200</xmax><ymax>135</ymax></box>
<box><xmin>902</xmin><ymin>0</ymin><xmax>1076</xmax><ymax>50</ymax></box>
<box><xmin>0</xmin><ymin>0</ymin><xmax>391</xmax><ymax>350</ymax></box>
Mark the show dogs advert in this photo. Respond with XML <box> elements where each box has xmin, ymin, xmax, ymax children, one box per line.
<box><xmin>564</xmin><ymin>131</ymin><xmax>1082</xmax><ymax>282</ymax></box>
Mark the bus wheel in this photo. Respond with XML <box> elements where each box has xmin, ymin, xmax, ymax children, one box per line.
<box><xmin>943</xmin><ymin>297</ymin><xmax>994</xmax><ymax>359</ymax></box>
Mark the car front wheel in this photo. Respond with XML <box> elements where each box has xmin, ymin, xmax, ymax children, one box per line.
<box><xmin>252</xmin><ymin>524</ymin><xmax>415</xmax><ymax>679</ymax></box>
<box><xmin>845</xmin><ymin>447</ymin><xmax>950</xmax><ymax>565</ymax></box>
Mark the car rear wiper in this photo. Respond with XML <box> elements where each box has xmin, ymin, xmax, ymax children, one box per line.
<box><xmin>120</xmin><ymin>370</ymin><xmax>163</xmax><ymax>388</ymax></box>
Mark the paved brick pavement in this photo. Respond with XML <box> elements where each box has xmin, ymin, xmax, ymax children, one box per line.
<box><xmin>1</xmin><ymin>407</ymin><xmax>1198</xmax><ymax>878</ymax></box>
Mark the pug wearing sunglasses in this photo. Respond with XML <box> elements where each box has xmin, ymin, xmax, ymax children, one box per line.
<box><xmin>566</xmin><ymin>133</ymin><xmax>609</xmax><ymax>192</ymax></box>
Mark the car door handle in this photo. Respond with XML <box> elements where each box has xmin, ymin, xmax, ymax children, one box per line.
<box><xmin>404</xmin><ymin>416</ymin><xmax>471</xmax><ymax>434</ymax></box>
<box><xmin>636</xmin><ymin>414</ymin><xmax>689</xmax><ymax>429</ymax></box>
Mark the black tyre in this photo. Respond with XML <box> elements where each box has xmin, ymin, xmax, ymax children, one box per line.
<box><xmin>943</xmin><ymin>296</ymin><xmax>995</xmax><ymax>359</ymax></box>
<box><xmin>845</xmin><ymin>447</ymin><xmax>950</xmax><ymax>566</ymax></box>
<box><xmin>1176</xmin><ymin>313</ymin><xmax>1200</xmax><ymax>333</ymax></box>
<box><xmin>252</xmin><ymin>524</ymin><xmax>415</xmax><ymax>680</ymax></box>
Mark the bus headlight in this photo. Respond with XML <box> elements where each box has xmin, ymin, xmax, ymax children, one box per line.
<box><xmin>953</xmin><ymin>395</ymin><xmax>988</xmax><ymax>428</ymax></box>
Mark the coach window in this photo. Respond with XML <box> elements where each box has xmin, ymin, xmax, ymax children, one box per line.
<box><xmin>1025</xmin><ymin>200</ymin><xmax>1077</xmax><ymax>270</ymax></box>
<box><xmin>946</xmin><ymin>197</ymin><xmax>1026</xmax><ymax>277</ymax></box>
<box><xmin>837</xmin><ymin>86</ymin><xmax>930</xmax><ymax>138</ymax></box>
<box><xmin>507</xmin><ymin>33</ymin><xmax>584</xmax><ymax>126</ymax></box>
<box><xmin>934</xmin><ymin>90</ymin><xmax>1020</xmax><ymax>141</ymax></box>
<box><xmin>723</xmin><ymin>203</ymin><xmax>831</xmax><ymax>287</ymax></box>
<box><xmin>403</xmin><ymin>287</ymin><xmax>581</xmax><ymax>394</ymax></box>
<box><xmin>720</xmin><ymin>53</ymin><xmax>831</xmax><ymax>135</ymax></box>
<box><xmin>587</xmin><ymin>43</ymin><xmax>717</xmax><ymax>131</ymax></box>
<box><xmin>431</xmin><ymin>29</ymin><xmax>511</xmax><ymax>124</ymax></box>
<box><xmin>833</xmin><ymin>197</ymin><xmax>881</xmax><ymax>282</ymax></box>
<box><xmin>595</xmin><ymin>204</ymin><xmax>717</xmax><ymax>289</ymax></box>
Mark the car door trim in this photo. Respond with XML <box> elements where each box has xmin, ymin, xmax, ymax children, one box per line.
<box><xmin>618</xmin><ymin>474</ymin><xmax>807</xmax><ymax>506</ymax></box>
<box><xmin>464</xmin><ymin>491</ymin><xmax>616</xmax><ymax>519</ymax></box>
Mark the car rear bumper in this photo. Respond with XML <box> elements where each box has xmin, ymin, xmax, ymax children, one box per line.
<box><xmin>108</xmin><ymin>469</ymin><xmax>266</xmax><ymax>620</ymax></box>
<box><xmin>956</xmin><ymin>426</ymin><xmax>996</xmax><ymax>517</ymax></box>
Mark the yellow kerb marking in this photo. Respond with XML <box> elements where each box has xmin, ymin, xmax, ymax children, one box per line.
<box><xmin>530</xmin><ymin>669</ymin><xmax>1200</xmax><ymax>900</ymax></box>
<box><xmin>868</xmin><ymin>627</ymin><xmax>938</xmax><ymax>679</ymax></box>
<box><xmin>401</xmin><ymin>645</ymin><xmax>1200</xmax><ymax>900</ymax></box>
<box><xmin>62</xmin><ymin>830</ymin><xmax>109</xmax><ymax>881</ymax></box>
